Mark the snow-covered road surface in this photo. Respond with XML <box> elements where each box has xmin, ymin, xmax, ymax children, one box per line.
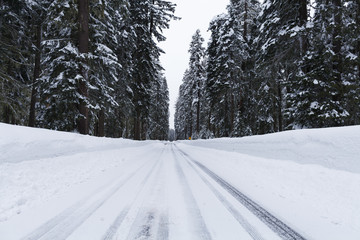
<box><xmin>1</xmin><ymin>142</ymin><xmax>305</xmax><ymax>240</ymax></box>
<box><xmin>1</xmin><ymin>123</ymin><xmax>360</xmax><ymax>239</ymax></box>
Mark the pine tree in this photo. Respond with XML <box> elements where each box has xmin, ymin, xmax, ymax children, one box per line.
<box><xmin>26</xmin><ymin>0</ymin><xmax>48</xmax><ymax>127</ymax></box>
<box><xmin>175</xmin><ymin>70</ymin><xmax>193</xmax><ymax>139</ymax></box>
<box><xmin>188</xmin><ymin>30</ymin><xmax>205</xmax><ymax>138</ymax></box>
<box><xmin>255</xmin><ymin>0</ymin><xmax>309</xmax><ymax>133</ymax></box>
<box><xmin>206</xmin><ymin>14</ymin><xmax>240</xmax><ymax>137</ymax></box>
<box><xmin>38</xmin><ymin>0</ymin><xmax>82</xmax><ymax>132</ymax></box>
<box><xmin>129</xmin><ymin>0</ymin><xmax>176</xmax><ymax>140</ymax></box>
<box><xmin>148</xmin><ymin>72</ymin><xmax>169</xmax><ymax>140</ymax></box>
<box><xmin>88</xmin><ymin>0</ymin><xmax>125</xmax><ymax>136</ymax></box>
<box><xmin>103</xmin><ymin>0</ymin><xmax>134</xmax><ymax>138</ymax></box>
<box><xmin>205</xmin><ymin>1</ymin><xmax>259</xmax><ymax>137</ymax></box>
<box><xmin>0</xmin><ymin>0</ymin><xmax>174</xmax><ymax>140</ymax></box>
<box><xmin>230</xmin><ymin>0</ymin><xmax>260</xmax><ymax>137</ymax></box>
<box><xmin>0</xmin><ymin>0</ymin><xmax>32</xmax><ymax>125</ymax></box>
<box><xmin>342</xmin><ymin>0</ymin><xmax>360</xmax><ymax>125</ymax></box>
<box><xmin>293</xmin><ymin>0</ymin><xmax>351</xmax><ymax>128</ymax></box>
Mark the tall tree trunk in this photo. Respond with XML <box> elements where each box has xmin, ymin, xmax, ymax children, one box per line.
<box><xmin>4</xmin><ymin>105</ymin><xmax>11</xmax><ymax>124</ymax></box>
<box><xmin>141</xmin><ymin>119</ymin><xmax>146</xmax><ymax>140</ymax></box>
<box><xmin>189</xmin><ymin>107</ymin><xmax>193</xmax><ymax>138</ymax></box>
<box><xmin>134</xmin><ymin>108</ymin><xmax>141</xmax><ymax>140</ymax></box>
<box><xmin>149</xmin><ymin>0</ymin><xmax>154</xmax><ymax>34</ymax></box>
<box><xmin>78</xmin><ymin>0</ymin><xmax>89</xmax><ymax>135</ymax></box>
<box><xmin>243</xmin><ymin>0</ymin><xmax>248</xmax><ymax>41</ymax></box>
<box><xmin>125</xmin><ymin>117</ymin><xmax>129</xmax><ymax>139</ymax></box>
<box><xmin>230</xmin><ymin>93</ymin><xmax>235</xmax><ymax>134</ymax></box>
<box><xmin>333</xmin><ymin>0</ymin><xmax>342</xmax><ymax>80</ymax></box>
<box><xmin>196</xmin><ymin>87</ymin><xmax>200</xmax><ymax>135</ymax></box>
<box><xmin>298</xmin><ymin>0</ymin><xmax>308</xmax><ymax>55</ymax></box>
<box><xmin>224</xmin><ymin>95</ymin><xmax>229</xmax><ymax>137</ymax></box>
<box><xmin>98</xmin><ymin>109</ymin><xmax>105</xmax><ymax>137</ymax></box>
<box><xmin>277</xmin><ymin>81</ymin><xmax>283</xmax><ymax>132</ymax></box>
<box><xmin>29</xmin><ymin>23</ymin><xmax>42</xmax><ymax>127</ymax></box>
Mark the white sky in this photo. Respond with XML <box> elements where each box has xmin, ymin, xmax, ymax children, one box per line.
<box><xmin>159</xmin><ymin>0</ymin><xmax>230</xmax><ymax>129</ymax></box>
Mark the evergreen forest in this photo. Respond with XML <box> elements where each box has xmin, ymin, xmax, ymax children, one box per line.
<box><xmin>1</xmin><ymin>0</ymin><xmax>360</xmax><ymax>141</ymax></box>
<box><xmin>0</xmin><ymin>0</ymin><xmax>175</xmax><ymax>140</ymax></box>
<box><xmin>175</xmin><ymin>0</ymin><xmax>360</xmax><ymax>139</ymax></box>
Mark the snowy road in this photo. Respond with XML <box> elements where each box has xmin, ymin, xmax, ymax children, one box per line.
<box><xmin>2</xmin><ymin>124</ymin><xmax>360</xmax><ymax>239</ymax></box>
<box><xmin>1</xmin><ymin>142</ymin><xmax>307</xmax><ymax>240</ymax></box>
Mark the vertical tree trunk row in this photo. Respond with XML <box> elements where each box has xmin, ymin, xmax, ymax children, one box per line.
<box><xmin>299</xmin><ymin>0</ymin><xmax>308</xmax><ymax>55</ymax></box>
<box><xmin>78</xmin><ymin>0</ymin><xmax>89</xmax><ymax>135</ymax></box>
<box><xmin>28</xmin><ymin>23</ymin><xmax>42</xmax><ymax>127</ymax></box>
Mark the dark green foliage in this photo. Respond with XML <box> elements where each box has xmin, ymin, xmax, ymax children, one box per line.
<box><xmin>176</xmin><ymin>0</ymin><xmax>360</xmax><ymax>139</ymax></box>
<box><xmin>290</xmin><ymin>0</ymin><xmax>359</xmax><ymax>128</ymax></box>
<box><xmin>0</xmin><ymin>0</ymin><xmax>175</xmax><ymax>140</ymax></box>
<box><xmin>175</xmin><ymin>30</ymin><xmax>207</xmax><ymax>140</ymax></box>
<box><xmin>176</xmin><ymin>0</ymin><xmax>260</xmax><ymax>139</ymax></box>
<box><xmin>0</xmin><ymin>0</ymin><xmax>33</xmax><ymax>124</ymax></box>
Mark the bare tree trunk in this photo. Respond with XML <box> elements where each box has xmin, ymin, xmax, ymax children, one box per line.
<box><xmin>333</xmin><ymin>0</ymin><xmax>342</xmax><ymax>74</ymax></box>
<box><xmin>134</xmin><ymin>108</ymin><xmax>141</xmax><ymax>140</ymax></box>
<box><xmin>125</xmin><ymin>117</ymin><xmax>129</xmax><ymax>138</ymax></box>
<box><xmin>298</xmin><ymin>0</ymin><xmax>308</xmax><ymax>55</ymax></box>
<box><xmin>196</xmin><ymin>87</ymin><xmax>201</xmax><ymax>135</ymax></box>
<box><xmin>230</xmin><ymin>93</ymin><xmax>235</xmax><ymax>134</ymax></box>
<box><xmin>4</xmin><ymin>106</ymin><xmax>11</xmax><ymax>124</ymax></box>
<box><xmin>332</xmin><ymin>0</ymin><xmax>342</xmax><ymax>104</ymax></box>
<box><xmin>243</xmin><ymin>0</ymin><xmax>248</xmax><ymax>41</ymax></box>
<box><xmin>98</xmin><ymin>109</ymin><xmax>105</xmax><ymax>137</ymax></box>
<box><xmin>189</xmin><ymin>109</ymin><xmax>193</xmax><ymax>138</ymax></box>
<box><xmin>224</xmin><ymin>95</ymin><xmax>229</xmax><ymax>137</ymax></box>
<box><xmin>277</xmin><ymin>82</ymin><xmax>283</xmax><ymax>132</ymax></box>
<box><xmin>29</xmin><ymin>24</ymin><xmax>42</xmax><ymax>127</ymax></box>
<box><xmin>78</xmin><ymin>0</ymin><xmax>89</xmax><ymax>135</ymax></box>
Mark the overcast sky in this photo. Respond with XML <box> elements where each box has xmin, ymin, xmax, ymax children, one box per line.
<box><xmin>159</xmin><ymin>0</ymin><xmax>230</xmax><ymax>129</ymax></box>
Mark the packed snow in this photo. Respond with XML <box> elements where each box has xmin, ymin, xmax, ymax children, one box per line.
<box><xmin>0</xmin><ymin>123</ymin><xmax>359</xmax><ymax>239</ymax></box>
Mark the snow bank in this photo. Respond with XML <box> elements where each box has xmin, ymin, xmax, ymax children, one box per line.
<box><xmin>178</xmin><ymin>143</ymin><xmax>360</xmax><ymax>240</ymax></box>
<box><xmin>0</xmin><ymin>123</ymin><xmax>153</xmax><ymax>222</ymax></box>
<box><xmin>0</xmin><ymin>123</ymin><xmax>148</xmax><ymax>164</ymax></box>
<box><xmin>180</xmin><ymin>126</ymin><xmax>360</xmax><ymax>173</ymax></box>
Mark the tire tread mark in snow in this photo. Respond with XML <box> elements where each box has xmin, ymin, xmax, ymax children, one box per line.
<box><xmin>171</xmin><ymin>145</ymin><xmax>212</xmax><ymax>240</ymax></box>
<box><xmin>125</xmin><ymin>156</ymin><xmax>167</xmax><ymax>240</ymax></box>
<box><xmin>175</xmin><ymin>145</ymin><xmax>307</xmax><ymax>240</ymax></box>
<box><xmin>102</xmin><ymin>156</ymin><xmax>163</xmax><ymax>240</ymax></box>
<box><xmin>184</xmin><ymin>158</ymin><xmax>265</xmax><ymax>240</ymax></box>
<box><xmin>101</xmin><ymin>207</ymin><xmax>130</xmax><ymax>240</ymax></box>
<box><xmin>157</xmin><ymin>213</ymin><xmax>169</xmax><ymax>240</ymax></box>
<box><xmin>22</xmin><ymin>159</ymin><xmax>157</xmax><ymax>240</ymax></box>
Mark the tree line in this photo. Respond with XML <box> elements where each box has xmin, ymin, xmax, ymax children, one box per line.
<box><xmin>175</xmin><ymin>0</ymin><xmax>360</xmax><ymax>139</ymax></box>
<box><xmin>0</xmin><ymin>0</ymin><xmax>176</xmax><ymax>140</ymax></box>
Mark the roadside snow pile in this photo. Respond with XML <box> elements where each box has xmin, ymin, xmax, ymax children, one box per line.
<box><xmin>0</xmin><ymin>123</ymin><xmax>148</xmax><ymax>164</ymax></box>
<box><xmin>0</xmin><ymin>123</ymin><xmax>151</xmax><ymax>222</ymax></box>
<box><xmin>180</xmin><ymin>126</ymin><xmax>360</xmax><ymax>173</ymax></box>
<box><xmin>177</xmin><ymin>143</ymin><xmax>360</xmax><ymax>240</ymax></box>
<box><xmin>178</xmin><ymin>125</ymin><xmax>360</xmax><ymax>240</ymax></box>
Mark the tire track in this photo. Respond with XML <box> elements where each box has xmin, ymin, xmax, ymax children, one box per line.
<box><xmin>183</xmin><ymin>157</ymin><xmax>266</xmax><ymax>240</ymax></box>
<box><xmin>101</xmin><ymin>207</ymin><xmax>130</xmax><ymax>240</ymax></box>
<box><xmin>125</xmin><ymin>149</ymin><xmax>169</xmax><ymax>240</ymax></box>
<box><xmin>22</xmin><ymin>157</ymin><xmax>158</xmax><ymax>240</ymax></box>
<box><xmin>171</xmin><ymin>145</ymin><xmax>212</xmax><ymax>240</ymax></box>
<box><xmin>175</xmin><ymin>145</ymin><xmax>307</xmax><ymax>240</ymax></box>
<box><xmin>157</xmin><ymin>213</ymin><xmax>169</xmax><ymax>240</ymax></box>
<box><xmin>103</xmin><ymin>153</ymin><xmax>164</xmax><ymax>240</ymax></box>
